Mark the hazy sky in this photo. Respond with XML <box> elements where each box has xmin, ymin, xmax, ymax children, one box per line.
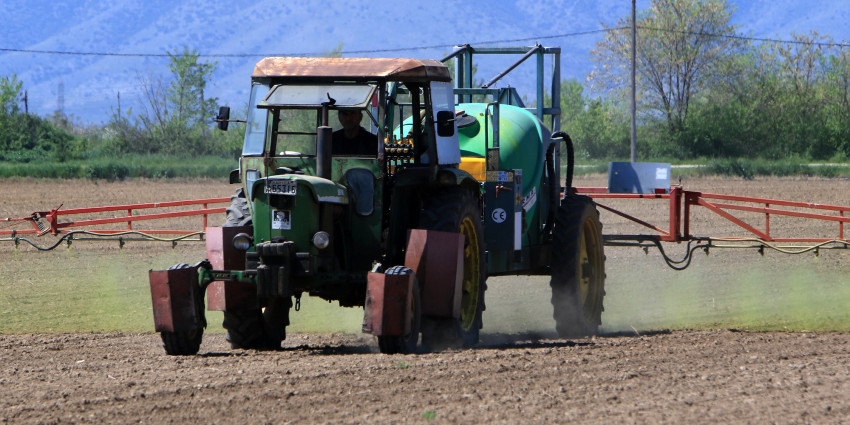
<box><xmin>1</xmin><ymin>0</ymin><xmax>847</xmax><ymax>123</ymax></box>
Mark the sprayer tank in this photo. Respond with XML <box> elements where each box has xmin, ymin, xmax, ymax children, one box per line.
<box><xmin>457</xmin><ymin>103</ymin><xmax>551</xmax><ymax>240</ymax></box>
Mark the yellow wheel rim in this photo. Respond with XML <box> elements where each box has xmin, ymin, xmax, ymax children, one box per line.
<box><xmin>459</xmin><ymin>216</ymin><xmax>481</xmax><ymax>331</ymax></box>
<box><xmin>579</xmin><ymin>217</ymin><xmax>603</xmax><ymax>317</ymax></box>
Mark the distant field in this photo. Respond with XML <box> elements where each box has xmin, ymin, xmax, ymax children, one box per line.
<box><xmin>2</xmin><ymin>175</ymin><xmax>850</xmax><ymax>335</ymax></box>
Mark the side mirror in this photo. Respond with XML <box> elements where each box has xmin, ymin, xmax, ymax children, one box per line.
<box><xmin>436</xmin><ymin>110</ymin><xmax>455</xmax><ymax>137</ymax></box>
<box><xmin>216</xmin><ymin>106</ymin><xmax>231</xmax><ymax>131</ymax></box>
<box><xmin>229</xmin><ymin>168</ymin><xmax>241</xmax><ymax>184</ymax></box>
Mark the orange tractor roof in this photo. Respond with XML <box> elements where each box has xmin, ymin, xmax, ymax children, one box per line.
<box><xmin>252</xmin><ymin>57</ymin><xmax>451</xmax><ymax>82</ymax></box>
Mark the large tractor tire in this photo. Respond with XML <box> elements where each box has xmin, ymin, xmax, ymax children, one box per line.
<box><xmin>222</xmin><ymin>299</ymin><xmax>290</xmax><ymax>350</ymax></box>
<box><xmin>419</xmin><ymin>187</ymin><xmax>486</xmax><ymax>350</ymax></box>
<box><xmin>220</xmin><ymin>188</ymin><xmax>289</xmax><ymax>350</ymax></box>
<box><xmin>550</xmin><ymin>195</ymin><xmax>606</xmax><ymax>338</ymax></box>
<box><xmin>161</xmin><ymin>328</ymin><xmax>203</xmax><ymax>356</ymax></box>
<box><xmin>223</xmin><ymin>308</ymin><xmax>267</xmax><ymax>349</ymax></box>
<box><xmin>160</xmin><ymin>263</ymin><xmax>204</xmax><ymax>355</ymax></box>
<box><xmin>261</xmin><ymin>297</ymin><xmax>291</xmax><ymax>349</ymax></box>
<box><xmin>377</xmin><ymin>266</ymin><xmax>422</xmax><ymax>355</ymax></box>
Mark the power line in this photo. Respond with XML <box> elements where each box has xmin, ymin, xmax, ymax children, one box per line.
<box><xmin>636</xmin><ymin>26</ymin><xmax>850</xmax><ymax>49</ymax></box>
<box><xmin>0</xmin><ymin>26</ymin><xmax>846</xmax><ymax>59</ymax></box>
<box><xmin>0</xmin><ymin>28</ymin><xmax>620</xmax><ymax>58</ymax></box>
<box><xmin>342</xmin><ymin>29</ymin><xmax>622</xmax><ymax>54</ymax></box>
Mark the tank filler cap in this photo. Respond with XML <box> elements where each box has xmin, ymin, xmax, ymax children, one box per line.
<box><xmin>455</xmin><ymin>113</ymin><xmax>477</xmax><ymax>128</ymax></box>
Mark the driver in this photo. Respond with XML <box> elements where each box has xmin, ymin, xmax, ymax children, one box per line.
<box><xmin>332</xmin><ymin>109</ymin><xmax>378</xmax><ymax>156</ymax></box>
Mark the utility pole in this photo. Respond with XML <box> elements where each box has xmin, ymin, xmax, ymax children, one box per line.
<box><xmin>630</xmin><ymin>0</ymin><xmax>637</xmax><ymax>162</ymax></box>
<box><xmin>23</xmin><ymin>90</ymin><xmax>28</xmax><ymax>115</ymax></box>
<box><xmin>58</xmin><ymin>80</ymin><xmax>65</xmax><ymax>115</ymax></box>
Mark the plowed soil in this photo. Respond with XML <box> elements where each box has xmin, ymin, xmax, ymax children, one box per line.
<box><xmin>3</xmin><ymin>331</ymin><xmax>849</xmax><ymax>424</ymax></box>
<box><xmin>2</xmin><ymin>176</ymin><xmax>850</xmax><ymax>423</ymax></box>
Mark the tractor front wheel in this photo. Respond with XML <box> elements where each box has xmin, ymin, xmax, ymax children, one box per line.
<box><xmin>223</xmin><ymin>298</ymin><xmax>289</xmax><ymax>350</ymax></box>
<box><xmin>550</xmin><ymin>195</ymin><xmax>605</xmax><ymax>337</ymax></box>
<box><xmin>161</xmin><ymin>328</ymin><xmax>203</xmax><ymax>355</ymax></box>
<box><xmin>160</xmin><ymin>263</ymin><xmax>204</xmax><ymax>355</ymax></box>
<box><xmin>224</xmin><ymin>187</ymin><xmax>252</xmax><ymax>227</ymax></box>
<box><xmin>223</xmin><ymin>308</ymin><xmax>266</xmax><ymax>349</ymax></box>
<box><xmin>221</xmin><ymin>188</ymin><xmax>289</xmax><ymax>350</ymax></box>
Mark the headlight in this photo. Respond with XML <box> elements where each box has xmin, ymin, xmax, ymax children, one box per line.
<box><xmin>233</xmin><ymin>233</ymin><xmax>253</xmax><ymax>251</ymax></box>
<box><xmin>312</xmin><ymin>231</ymin><xmax>330</xmax><ymax>249</ymax></box>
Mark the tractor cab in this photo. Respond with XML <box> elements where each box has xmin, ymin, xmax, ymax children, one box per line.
<box><xmin>223</xmin><ymin>57</ymin><xmax>462</xmax><ymax>197</ymax></box>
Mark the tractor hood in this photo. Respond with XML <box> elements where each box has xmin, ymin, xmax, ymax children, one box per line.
<box><xmin>251</xmin><ymin>175</ymin><xmax>349</xmax><ymax>205</ymax></box>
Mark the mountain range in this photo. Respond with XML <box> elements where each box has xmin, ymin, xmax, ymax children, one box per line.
<box><xmin>2</xmin><ymin>0</ymin><xmax>848</xmax><ymax>124</ymax></box>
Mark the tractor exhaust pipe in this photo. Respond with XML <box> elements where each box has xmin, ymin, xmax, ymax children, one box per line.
<box><xmin>317</xmin><ymin>94</ymin><xmax>336</xmax><ymax>180</ymax></box>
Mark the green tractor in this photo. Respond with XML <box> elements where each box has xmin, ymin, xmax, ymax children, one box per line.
<box><xmin>148</xmin><ymin>45</ymin><xmax>605</xmax><ymax>355</ymax></box>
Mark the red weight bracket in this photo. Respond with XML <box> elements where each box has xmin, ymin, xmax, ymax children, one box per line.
<box><xmin>404</xmin><ymin>229</ymin><xmax>464</xmax><ymax>319</ymax></box>
<box><xmin>149</xmin><ymin>267</ymin><xmax>202</xmax><ymax>333</ymax></box>
<box><xmin>362</xmin><ymin>271</ymin><xmax>414</xmax><ymax>336</ymax></box>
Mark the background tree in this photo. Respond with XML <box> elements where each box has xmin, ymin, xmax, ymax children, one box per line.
<box><xmin>0</xmin><ymin>74</ymin><xmax>85</xmax><ymax>162</ymax></box>
<box><xmin>0</xmin><ymin>74</ymin><xmax>23</xmax><ymax>115</ymax></box>
<box><xmin>823</xmin><ymin>43</ymin><xmax>850</xmax><ymax>158</ymax></box>
<box><xmin>166</xmin><ymin>47</ymin><xmax>218</xmax><ymax>142</ymax></box>
<box><xmin>114</xmin><ymin>47</ymin><xmax>223</xmax><ymax>156</ymax></box>
<box><xmin>559</xmin><ymin>78</ymin><xmax>630</xmax><ymax>160</ymax></box>
<box><xmin>774</xmin><ymin>32</ymin><xmax>831</xmax><ymax>158</ymax></box>
<box><xmin>590</xmin><ymin>0</ymin><xmax>739</xmax><ymax>135</ymax></box>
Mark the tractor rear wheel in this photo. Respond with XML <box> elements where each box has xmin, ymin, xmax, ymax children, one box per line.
<box><xmin>550</xmin><ymin>195</ymin><xmax>605</xmax><ymax>337</ymax></box>
<box><xmin>377</xmin><ymin>266</ymin><xmax>421</xmax><ymax>354</ymax></box>
<box><xmin>419</xmin><ymin>187</ymin><xmax>486</xmax><ymax>350</ymax></box>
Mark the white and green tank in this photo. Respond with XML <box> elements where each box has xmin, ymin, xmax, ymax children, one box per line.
<box><xmin>456</xmin><ymin>103</ymin><xmax>552</xmax><ymax>246</ymax></box>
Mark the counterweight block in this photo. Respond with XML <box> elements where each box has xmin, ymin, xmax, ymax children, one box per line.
<box><xmin>149</xmin><ymin>267</ymin><xmax>203</xmax><ymax>333</ymax></box>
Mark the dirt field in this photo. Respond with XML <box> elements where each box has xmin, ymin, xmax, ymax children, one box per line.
<box><xmin>3</xmin><ymin>330</ymin><xmax>849</xmax><ymax>424</ymax></box>
<box><xmin>2</xmin><ymin>176</ymin><xmax>850</xmax><ymax>423</ymax></box>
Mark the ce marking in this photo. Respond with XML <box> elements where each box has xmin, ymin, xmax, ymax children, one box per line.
<box><xmin>491</xmin><ymin>208</ymin><xmax>507</xmax><ymax>224</ymax></box>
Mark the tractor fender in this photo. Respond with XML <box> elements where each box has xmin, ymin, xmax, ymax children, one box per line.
<box><xmin>363</xmin><ymin>229</ymin><xmax>465</xmax><ymax>336</ymax></box>
<box><xmin>392</xmin><ymin>167</ymin><xmax>480</xmax><ymax>197</ymax></box>
<box><xmin>436</xmin><ymin>167</ymin><xmax>480</xmax><ymax>195</ymax></box>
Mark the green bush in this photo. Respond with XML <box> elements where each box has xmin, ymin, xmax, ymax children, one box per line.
<box><xmin>705</xmin><ymin>158</ymin><xmax>847</xmax><ymax>179</ymax></box>
<box><xmin>0</xmin><ymin>155</ymin><xmax>234</xmax><ymax>180</ymax></box>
